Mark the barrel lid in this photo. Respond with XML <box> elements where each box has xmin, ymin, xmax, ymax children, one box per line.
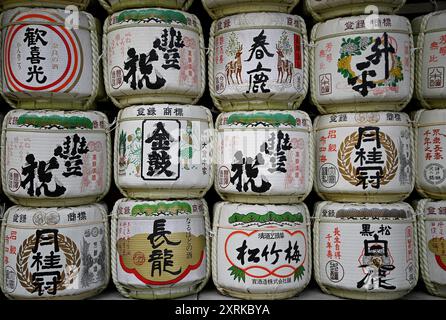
<box><xmin>118</xmin><ymin>105</ymin><xmax>212</xmax><ymax>122</ymax></box>
<box><xmin>106</xmin><ymin>8</ymin><xmax>200</xmax><ymax>31</ymax></box>
<box><xmin>412</xmin><ymin>10</ymin><xmax>446</xmax><ymax>35</ymax></box>
<box><xmin>113</xmin><ymin>198</ymin><xmax>207</xmax><ymax>217</ymax></box>
<box><xmin>314</xmin><ymin>112</ymin><xmax>410</xmax><ymax>130</ymax></box>
<box><xmin>415</xmin><ymin>109</ymin><xmax>446</xmax><ymax>126</ymax></box>
<box><xmin>214</xmin><ymin>12</ymin><xmax>305</xmax><ymax>33</ymax></box>
<box><xmin>216</xmin><ymin>110</ymin><xmax>311</xmax><ymax>130</ymax></box>
<box><xmin>4</xmin><ymin>203</ymin><xmax>106</xmax><ymax>227</ymax></box>
<box><xmin>313</xmin><ymin>15</ymin><xmax>410</xmax><ymax>41</ymax></box>
<box><xmin>215</xmin><ymin>201</ymin><xmax>308</xmax><ymax>229</ymax></box>
<box><xmin>1</xmin><ymin>7</ymin><xmax>91</xmax><ymax>29</ymax></box>
<box><xmin>5</xmin><ymin>109</ymin><xmax>109</xmax><ymax>131</ymax></box>
<box><xmin>315</xmin><ymin>201</ymin><xmax>414</xmax><ymax>220</ymax></box>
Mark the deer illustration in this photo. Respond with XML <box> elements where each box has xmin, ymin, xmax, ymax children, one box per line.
<box><xmin>276</xmin><ymin>44</ymin><xmax>293</xmax><ymax>83</ymax></box>
<box><xmin>225</xmin><ymin>44</ymin><xmax>243</xmax><ymax>85</ymax></box>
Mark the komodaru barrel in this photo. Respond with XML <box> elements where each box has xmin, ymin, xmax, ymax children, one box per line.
<box><xmin>103</xmin><ymin>8</ymin><xmax>205</xmax><ymax>108</ymax></box>
<box><xmin>314</xmin><ymin>112</ymin><xmax>414</xmax><ymax>203</ymax></box>
<box><xmin>413</xmin><ymin>11</ymin><xmax>446</xmax><ymax>109</ymax></box>
<box><xmin>414</xmin><ymin>109</ymin><xmax>446</xmax><ymax>199</ymax></box>
<box><xmin>99</xmin><ymin>0</ymin><xmax>193</xmax><ymax>14</ymax></box>
<box><xmin>310</xmin><ymin>15</ymin><xmax>413</xmax><ymax>114</ymax></box>
<box><xmin>0</xmin><ymin>7</ymin><xmax>101</xmax><ymax>110</ymax></box>
<box><xmin>305</xmin><ymin>0</ymin><xmax>406</xmax><ymax>22</ymax></box>
<box><xmin>111</xmin><ymin>198</ymin><xmax>210</xmax><ymax>299</ymax></box>
<box><xmin>0</xmin><ymin>203</ymin><xmax>110</xmax><ymax>300</ymax></box>
<box><xmin>415</xmin><ymin>199</ymin><xmax>446</xmax><ymax>298</ymax></box>
<box><xmin>215</xmin><ymin>110</ymin><xmax>313</xmax><ymax>204</ymax></box>
<box><xmin>115</xmin><ymin>105</ymin><xmax>213</xmax><ymax>199</ymax></box>
<box><xmin>1</xmin><ymin>110</ymin><xmax>111</xmax><ymax>207</ymax></box>
<box><xmin>212</xmin><ymin>202</ymin><xmax>311</xmax><ymax>300</ymax></box>
<box><xmin>209</xmin><ymin>12</ymin><xmax>308</xmax><ymax>111</ymax></box>
<box><xmin>313</xmin><ymin>201</ymin><xmax>418</xmax><ymax>300</ymax></box>
<box><xmin>0</xmin><ymin>0</ymin><xmax>90</xmax><ymax>10</ymax></box>
<box><xmin>202</xmin><ymin>0</ymin><xmax>300</xmax><ymax>20</ymax></box>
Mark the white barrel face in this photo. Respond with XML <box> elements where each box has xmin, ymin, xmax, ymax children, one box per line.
<box><xmin>2</xmin><ymin>110</ymin><xmax>110</xmax><ymax>206</ymax></box>
<box><xmin>415</xmin><ymin>110</ymin><xmax>446</xmax><ymax>199</ymax></box>
<box><xmin>1</xmin><ymin>204</ymin><xmax>109</xmax><ymax>299</ymax></box>
<box><xmin>113</xmin><ymin>199</ymin><xmax>209</xmax><ymax>296</ymax></box>
<box><xmin>315</xmin><ymin>202</ymin><xmax>417</xmax><ymax>297</ymax></box>
<box><xmin>415</xmin><ymin>12</ymin><xmax>446</xmax><ymax>108</ymax></box>
<box><xmin>105</xmin><ymin>9</ymin><xmax>204</xmax><ymax>107</ymax></box>
<box><xmin>203</xmin><ymin>0</ymin><xmax>299</xmax><ymax>19</ymax></box>
<box><xmin>312</xmin><ymin>15</ymin><xmax>412</xmax><ymax>112</ymax></box>
<box><xmin>215</xmin><ymin>111</ymin><xmax>312</xmax><ymax>203</ymax></box>
<box><xmin>213</xmin><ymin>202</ymin><xmax>311</xmax><ymax>297</ymax></box>
<box><xmin>210</xmin><ymin>12</ymin><xmax>307</xmax><ymax>110</ymax></box>
<box><xmin>314</xmin><ymin>112</ymin><xmax>413</xmax><ymax>202</ymax></box>
<box><xmin>1</xmin><ymin>8</ymin><xmax>96</xmax><ymax>107</ymax></box>
<box><xmin>115</xmin><ymin>105</ymin><xmax>213</xmax><ymax>198</ymax></box>
<box><xmin>417</xmin><ymin>200</ymin><xmax>446</xmax><ymax>290</ymax></box>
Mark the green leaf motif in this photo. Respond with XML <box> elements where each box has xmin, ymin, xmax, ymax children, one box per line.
<box><xmin>294</xmin><ymin>266</ymin><xmax>305</xmax><ymax>281</ymax></box>
<box><xmin>228</xmin><ymin>265</ymin><xmax>246</xmax><ymax>283</ymax></box>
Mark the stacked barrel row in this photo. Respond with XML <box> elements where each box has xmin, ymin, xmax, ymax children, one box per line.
<box><xmin>307</xmin><ymin>0</ymin><xmax>446</xmax><ymax>300</ymax></box>
<box><xmin>0</xmin><ymin>0</ymin><xmax>112</xmax><ymax>299</ymax></box>
<box><xmin>206</xmin><ymin>1</ymin><xmax>313</xmax><ymax>299</ymax></box>
<box><xmin>99</xmin><ymin>0</ymin><xmax>213</xmax><ymax>299</ymax></box>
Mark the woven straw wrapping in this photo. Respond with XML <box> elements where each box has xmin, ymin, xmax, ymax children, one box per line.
<box><xmin>1</xmin><ymin>110</ymin><xmax>112</xmax><ymax>207</ymax></box>
<box><xmin>313</xmin><ymin>112</ymin><xmax>415</xmax><ymax>203</ymax></box>
<box><xmin>113</xmin><ymin>105</ymin><xmax>215</xmax><ymax>199</ymax></box>
<box><xmin>0</xmin><ymin>203</ymin><xmax>110</xmax><ymax>300</ymax></box>
<box><xmin>415</xmin><ymin>199</ymin><xmax>446</xmax><ymax>298</ymax></box>
<box><xmin>99</xmin><ymin>0</ymin><xmax>194</xmax><ymax>14</ymax></box>
<box><xmin>214</xmin><ymin>110</ymin><xmax>314</xmax><ymax>204</ymax></box>
<box><xmin>0</xmin><ymin>8</ymin><xmax>100</xmax><ymax>110</ymax></box>
<box><xmin>212</xmin><ymin>202</ymin><xmax>312</xmax><ymax>300</ymax></box>
<box><xmin>103</xmin><ymin>8</ymin><xmax>205</xmax><ymax>109</ymax></box>
<box><xmin>305</xmin><ymin>0</ymin><xmax>406</xmax><ymax>22</ymax></box>
<box><xmin>0</xmin><ymin>0</ymin><xmax>90</xmax><ymax>10</ymax></box>
<box><xmin>209</xmin><ymin>12</ymin><xmax>309</xmax><ymax>112</ymax></box>
<box><xmin>310</xmin><ymin>15</ymin><xmax>414</xmax><ymax>114</ymax></box>
<box><xmin>111</xmin><ymin>198</ymin><xmax>211</xmax><ymax>299</ymax></box>
<box><xmin>414</xmin><ymin>109</ymin><xmax>446</xmax><ymax>200</ymax></box>
<box><xmin>313</xmin><ymin>201</ymin><xmax>418</xmax><ymax>300</ymax></box>
<box><xmin>202</xmin><ymin>0</ymin><xmax>300</xmax><ymax>20</ymax></box>
<box><xmin>413</xmin><ymin>10</ymin><xmax>446</xmax><ymax>110</ymax></box>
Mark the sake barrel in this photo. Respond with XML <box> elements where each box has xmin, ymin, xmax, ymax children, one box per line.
<box><xmin>104</xmin><ymin>8</ymin><xmax>205</xmax><ymax>108</ymax></box>
<box><xmin>305</xmin><ymin>0</ymin><xmax>406</xmax><ymax>22</ymax></box>
<box><xmin>0</xmin><ymin>203</ymin><xmax>110</xmax><ymax>300</ymax></box>
<box><xmin>310</xmin><ymin>15</ymin><xmax>413</xmax><ymax>114</ymax></box>
<box><xmin>202</xmin><ymin>0</ymin><xmax>300</xmax><ymax>20</ymax></box>
<box><xmin>0</xmin><ymin>7</ymin><xmax>101</xmax><ymax>110</ymax></box>
<box><xmin>115</xmin><ymin>105</ymin><xmax>213</xmax><ymax>199</ymax></box>
<box><xmin>413</xmin><ymin>11</ymin><xmax>446</xmax><ymax>109</ymax></box>
<box><xmin>314</xmin><ymin>201</ymin><xmax>417</xmax><ymax>300</ymax></box>
<box><xmin>99</xmin><ymin>0</ymin><xmax>193</xmax><ymax>14</ymax></box>
<box><xmin>0</xmin><ymin>0</ymin><xmax>90</xmax><ymax>10</ymax></box>
<box><xmin>314</xmin><ymin>112</ymin><xmax>414</xmax><ymax>203</ymax></box>
<box><xmin>212</xmin><ymin>202</ymin><xmax>311</xmax><ymax>300</ymax></box>
<box><xmin>215</xmin><ymin>110</ymin><xmax>313</xmax><ymax>204</ymax></box>
<box><xmin>1</xmin><ymin>109</ymin><xmax>111</xmax><ymax>207</ymax></box>
<box><xmin>414</xmin><ymin>109</ymin><xmax>446</xmax><ymax>199</ymax></box>
<box><xmin>415</xmin><ymin>199</ymin><xmax>446</xmax><ymax>298</ymax></box>
<box><xmin>111</xmin><ymin>198</ymin><xmax>210</xmax><ymax>299</ymax></box>
<box><xmin>209</xmin><ymin>12</ymin><xmax>308</xmax><ymax>111</ymax></box>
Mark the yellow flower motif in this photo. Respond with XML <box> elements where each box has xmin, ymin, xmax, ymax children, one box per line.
<box><xmin>390</xmin><ymin>66</ymin><xmax>402</xmax><ymax>79</ymax></box>
<box><xmin>337</xmin><ymin>56</ymin><xmax>352</xmax><ymax>71</ymax></box>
